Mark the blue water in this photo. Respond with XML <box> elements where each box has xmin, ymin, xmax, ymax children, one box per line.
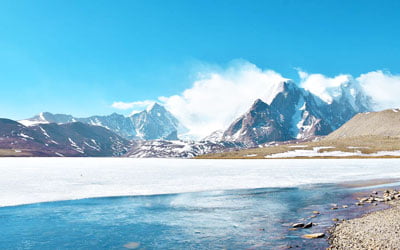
<box><xmin>0</xmin><ymin>184</ymin><xmax>387</xmax><ymax>249</ymax></box>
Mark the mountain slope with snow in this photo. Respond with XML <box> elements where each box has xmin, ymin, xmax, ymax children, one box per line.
<box><xmin>130</xmin><ymin>103</ymin><xmax>186</xmax><ymax>140</ymax></box>
<box><xmin>125</xmin><ymin>140</ymin><xmax>243</xmax><ymax>158</ymax></box>
<box><xmin>0</xmin><ymin>119</ymin><xmax>130</xmax><ymax>156</ymax></box>
<box><xmin>19</xmin><ymin>103</ymin><xmax>185</xmax><ymax>141</ymax></box>
<box><xmin>219</xmin><ymin>81</ymin><xmax>371</xmax><ymax>147</ymax></box>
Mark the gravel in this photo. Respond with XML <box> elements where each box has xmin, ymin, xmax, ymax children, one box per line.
<box><xmin>329</xmin><ymin>200</ymin><xmax>400</xmax><ymax>249</ymax></box>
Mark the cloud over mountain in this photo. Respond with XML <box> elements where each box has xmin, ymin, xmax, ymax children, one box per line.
<box><xmin>357</xmin><ymin>71</ymin><xmax>400</xmax><ymax>110</ymax></box>
<box><xmin>112</xmin><ymin>61</ymin><xmax>400</xmax><ymax>139</ymax></box>
<box><xmin>159</xmin><ymin>61</ymin><xmax>289</xmax><ymax>139</ymax></box>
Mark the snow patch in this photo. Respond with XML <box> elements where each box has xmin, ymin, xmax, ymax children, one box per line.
<box><xmin>39</xmin><ymin>126</ymin><xmax>50</xmax><ymax>138</ymax></box>
<box><xmin>68</xmin><ymin>138</ymin><xmax>84</xmax><ymax>154</ymax></box>
<box><xmin>19</xmin><ymin>133</ymin><xmax>34</xmax><ymax>140</ymax></box>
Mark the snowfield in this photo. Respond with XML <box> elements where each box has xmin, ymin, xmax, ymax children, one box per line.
<box><xmin>265</xmin><ymin>148</ymin><xmax>400</xmax><ymax>158</ymax></box>
<box><xmin>1</xmin><ymin>158</ymin><xmax>400</xmax><ymax>207</ymax></box>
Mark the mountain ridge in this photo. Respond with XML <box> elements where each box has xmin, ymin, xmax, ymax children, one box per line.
<box><xmin>0</xmin><ymin>119</ymin><xmax>130</xmax><ymax>156</ymax></box>
<box><xmin>19</xmin><ymin>103</ymin><xmax>185</xmax><ymax>141</ymax></box>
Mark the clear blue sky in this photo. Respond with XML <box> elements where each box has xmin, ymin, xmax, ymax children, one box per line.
<box><xmin>1</xmin><ymin>0</ymin><xmax>399</xmax><ymax>119</ymax></box>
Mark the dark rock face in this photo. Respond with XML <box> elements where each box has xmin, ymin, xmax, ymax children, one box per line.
<box><xmin>0</xmin><ymin>119</ymin><xmax>130</xmax><ymax>156</ymax></box>
<box><xmin>222</xmin><ymin>99</ymin><xmax>285</xmax><ymax>146</ymax></box>
<box><xmin>221</xmin><ymin>81</ymin><xmax>370</xmax><ymax>147</ymax></box>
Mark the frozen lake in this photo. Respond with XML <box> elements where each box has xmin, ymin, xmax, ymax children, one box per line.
<box><xmin>1</xmin><ymin>158</ymin><xmax>400</xmax><ymax>207</ymax></box>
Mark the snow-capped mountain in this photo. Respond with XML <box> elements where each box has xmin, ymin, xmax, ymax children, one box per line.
<box><xmin>220</xmin><ymin>81</ymin><xmax>371</xmax><ymax>147</ymax></box>
<box><xmin>13</xmin><ymin>79</ymin><xmax>374</xmax><ymax>156</ymax></box>
<box><xmin>126</xmin><ymin>139</ymin><xmax>243</xmax><ymax>158</ymax></box>
<box><xmin>130</xmin><ymin>103</ymin><xmax>186</xmax><ymax>140</ymax></box>
<box><xmin>0</xmin><ymin>119</ymin><xmax>130</xmax><ymax>156</ymax></box>
<box><xmin>19</xmin><ymin>103</ymin><xmax>185</xmax><ymax>140</ymax></box>
<box><xmin>20</xmin><ymin>112</ymin><xmax>137</xmax><ymax>139</ymax></box>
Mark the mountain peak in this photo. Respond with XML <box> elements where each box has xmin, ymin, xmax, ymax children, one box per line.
<box><xmin>146</xmin><ymin>102</ymin><xmax>165</xmax><ymax>112</ymax></box>
<box><xmin>250</xmin><ymin>99</ymin><xmax>269</xmax><ymax>111</ymax></box>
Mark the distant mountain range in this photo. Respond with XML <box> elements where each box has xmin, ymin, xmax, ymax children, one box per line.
<box><xmin>0</xmin><ymin>78</ymin><xmax>378</xmax><ymax>157</ymax></box>
<box><xmin>0</xmin><ymin>118</ymin><xmax>130</xmax><ymax>156</ymax></box>
<box><xmin>20</xmin><ymin>103</ymin><xmax>185</xmax><ymax>141</ymax></box>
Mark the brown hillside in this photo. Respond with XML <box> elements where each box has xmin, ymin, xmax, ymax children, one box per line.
<box><xmin>325</xmin><ymin>109</ymin><xmax>400</xmax><ymax>140</ymax></box>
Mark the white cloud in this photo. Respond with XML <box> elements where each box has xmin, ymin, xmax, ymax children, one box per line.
<box><xmin>158</xmin><ymin>61</ymin><xmax>289</xmax><ymax>139</ymax></box>
<box><xmin>298</xmin><ymin>70</ymin><xmax>352</xmax><ymax>104</ymax></box>
<box><xmin>299</xmin><ymin>69</ymin><xmax>400</xmax><ymax>110</ymax></box>
<box><xmin>111</xmin><ymin>100</ymin><xmax>154</xmax><ymax>110</ymax></box>
<box><xmin>357</xmin><ymin>70</ymin><xmax>400</xmax><ymax>110</ymax></box>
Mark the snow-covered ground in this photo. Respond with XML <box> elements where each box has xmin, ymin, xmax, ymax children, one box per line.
<box><xmin>265</xmin><ymin>148</ymin><xmax>400</xmax><ymax>158</ymax></box>
<box><xmin>1</xmin><ymin>158</ymin><xmax>400</xmax><ymax>207</ymax></box>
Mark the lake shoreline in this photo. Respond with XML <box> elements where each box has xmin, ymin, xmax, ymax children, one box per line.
<box><xmin>327</xmin><ymin>185</ymin><xmax>400</xmax><ymax>249</ymax></box>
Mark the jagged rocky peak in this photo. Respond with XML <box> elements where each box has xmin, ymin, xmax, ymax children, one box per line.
<box><xmin>222</xmin><ymin>99</ymin><xmax>286</xmax><ymax>147</ymax></box>
<box><xmin>130</xmin><ymin>102</ymin><xmax>184</xmax><ymax>140</ymax></box>
<box><xmin>218</xmin><ymin>78</ymin><xmax>372</xmax><ymax>147</ymax></box>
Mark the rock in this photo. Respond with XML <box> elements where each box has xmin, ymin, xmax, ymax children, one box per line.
<box><xmin>302</xmin><ymin>233</ymin><xmax>325</xmax><ymax>239</ymax></box>
<box><xmin>303</xmin><ymin>222</ymin><xmax>313</xmax><ymax>228</ymax></box>
<box><xmin>310</xmin><ymin>215</ymin><xmax>317</xmax><ymax>218</ymax></box>
<box><xmin>332</xmin><ymin>218</ymin><xmax>339</xmax><ymax>222</ymax></box>
<box><xmin>292</xmin><ymin>223</ymin><xmax>305</xmax><ymax>228</ymax></box>
<box><xmin>360</xmin><ymin>198</ymin><xmax>368</xmax><ymax>202</ymax></box>
<box><xmin>342</xmin><ymin>205</ymin><xmax>348</xmax><ymax>208</ymax></box>
<box><xmin>372</xmin><ymin>191</ymin><xmax>378</xmax><ymax>195</ymax></box>
<box><xmin>331</xmin><ymin>206</ymin><xmax>338</xmax><ymax>210</ymax></box>
<box><xmin>356</xmin><ymin>202</ymin><xmax>363</xmax><ymax>206</ymax></box>
<box><xmin>312</xmin><ymin>211</ymin><xmax>320</xmax><ymax>214</ymax></box>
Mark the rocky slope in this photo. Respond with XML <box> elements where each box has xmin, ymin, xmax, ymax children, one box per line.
<box><xmin>0</xmin><ymin>119</ymin><xmax>130</xmax><ymax>156</ymax></box>
<box><xmin>325</xmin><ymin>109</ymin><xmax>400</xmax><ymax>140</ymax></box>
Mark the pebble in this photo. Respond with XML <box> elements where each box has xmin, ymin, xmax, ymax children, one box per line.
<box><xmin>330</xmin><ymin>189</ymin><xmax>400</xmax><ymax>249</ymax></box>
<box><xmin>302</xmin><ymin>233</ymin><xmax>325</xmax><ymax>239</ymax></box>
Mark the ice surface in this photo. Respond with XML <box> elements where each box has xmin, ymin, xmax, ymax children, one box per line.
<box><xmin>1</xmin><ymin>158</ymin><xmax>400</xmax><ymax>207</ymax></box>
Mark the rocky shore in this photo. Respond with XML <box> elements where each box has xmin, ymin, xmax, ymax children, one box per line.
<box><xmin>328</xmin><ymin>189</ymin><xmax>400</xmax><ymax>249</ymax></box>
